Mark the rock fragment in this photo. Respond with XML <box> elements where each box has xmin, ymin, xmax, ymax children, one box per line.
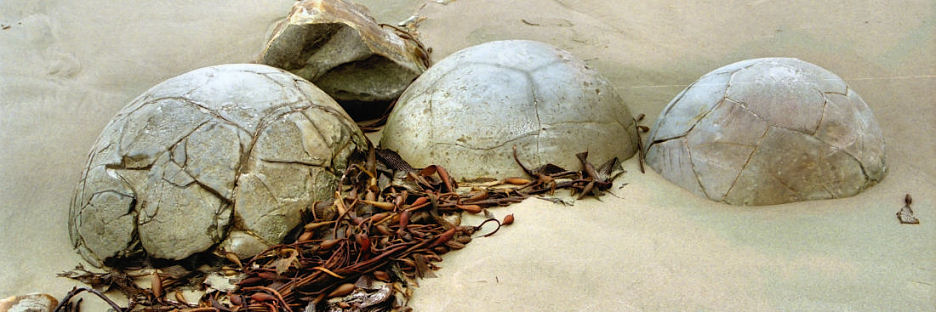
<box><xmin>260</xmin><ymin>0</ymin><xmax>430</xmax><ymax>121</ymax></box>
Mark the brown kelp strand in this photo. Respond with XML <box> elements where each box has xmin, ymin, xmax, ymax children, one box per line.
<box><xmin>58</xmin><ymin>146</ymin><xmax>623</xmax><ymax>311</ymax></box>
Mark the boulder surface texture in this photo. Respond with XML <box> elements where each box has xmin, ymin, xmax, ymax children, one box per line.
<box><xmin>645</xmin><ymin>58</ymin><xmax>886</xmax><ymax>205</ymax></box>
<box><xmin>381</xmin><ymin>40</ymin><xmax>639</xmax><ymax>179</ymax></box>
<box><xmin>69</xmin><ymin>64</ymin><xmax>366</xmax><ymax>266</ymax></box>
<box><xmin>260</xmin><ymin>0</ymin><xmax>430</xmax><ymax>121</ymax></box>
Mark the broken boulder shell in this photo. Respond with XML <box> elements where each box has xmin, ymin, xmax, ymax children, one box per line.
<box><xmin>69</xmin><ymin>64</ymin><xmax>367</xmax><ymax>266</ymax></box>
<box><xmin>380</xmin><ymin>40</ymin><xmax>639</xmax><ymax>179</ymax></box>
<box><xmin>645</xmin><ymin>58</ymin><xmax>886</xmax><ymax>206</ymax></box>
<box><xmin>260</xmin><ymin>0</ymin><xmax>430</xmax><ymax>121</ymax></box>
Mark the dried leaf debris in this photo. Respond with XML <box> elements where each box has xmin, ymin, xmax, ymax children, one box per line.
<box><xmin>58</xmin><ymin>146</ymin><xmax>624</xmax><ymax>311</ymax></box>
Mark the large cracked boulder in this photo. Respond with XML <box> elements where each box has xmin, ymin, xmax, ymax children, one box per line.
<box><xmin>260</xmin><ymin>0</ymin><xmax>430</xmax><ymax>121</ymax></box>
<box><xmin>645</xmin><ymin>58</ymin><xmax>886</xmax><ymax>206</ymax></box>
<box><xmin>380</xmin><ymin>40</ymin><xmax>639</xmax><ymax>179</ymax></box>
<box><xmin>69</xmin><ymin>64</ymin><xmax>367</xmax><ymax>266</ymax></box>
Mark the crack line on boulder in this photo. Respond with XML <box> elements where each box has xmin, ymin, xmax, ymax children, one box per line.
<box><xmin>684</xmin><ymin>139</ymin><xmax>711</xmax><ymax>199</ymax></box>
<box><xmin>190</xmin><ymin>176</ymin><xmax>233</xmax><ymax>204</ymax></box>
<box><xmin>649</xmin><ymin>98</ymin><xmax>730</xmax><ymax>151</ymax></box>
<box><xmin>646</xmin><ymin>133</ymin><xmax>688</xmax><ymax>152</ymax></box>
<box><xmin>838</xmin><ymin>146</ymin><xmax>872</xmax><ymax>183</ymax></box>
<box><xmin>765</xmin><ymin>162</ymin><xmax>801</xmax><ymax>198</ymax></box>
<box><xmin>660</xmin><ymin>82</ymin><xmax>693</xmax><ymax>117</ymax></box>
<box><xmin>260</xmin><ymin>158</ymin><xmax>328</xmax><ymax>167</ymax></box>
<box><xmin>300</xmin><ymin>110</ymin><xmax>331</xmax><ymax>162</ymax></box>
<box><xmin>524</xmin><ymin>70</ymin><xmax>543</xmax><ymax>159</ymax></box>
<box><xmin>331</xmin><ymin>138</ymin><xmax>355</xmax><ymax>172</ymax></box>
<box><xmin>431</xmin><ymin>131</ymin><xmax>540</xmax><ymax>151</ymax></box>
<box><xmin>722</xmin><ymin>125</ymin><xmax>771</xmax><ymax>202</ymax></box>
<box><xmin>729</xmin><ymin>97</ymin><xmax>827</xmax><ymax>138</ymax></box>
<box><xmin>814</xmin><ymin>96</ymin><xmax>830</xmax><ymax>135</ymax></box>
<box><xmin>167</xmin><ymin>97</ymin><xmax>251</xmax><ymax>134</ymax></box>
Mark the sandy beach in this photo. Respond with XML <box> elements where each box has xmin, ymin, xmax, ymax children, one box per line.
<box><xmin>1</xmin><ymin>0</ymin><xmax>933</xmax><ymax>310</ymax></box>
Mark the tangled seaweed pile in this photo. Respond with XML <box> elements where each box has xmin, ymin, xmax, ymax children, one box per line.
<box><xmin>56</xmin><ymin>147</ymin><xmax>624</xmax><ymax>312</ymax></box>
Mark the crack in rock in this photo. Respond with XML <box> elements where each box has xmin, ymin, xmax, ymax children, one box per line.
<box><xmin>69</xmin><ymin>64</ymin><xmax>367</xmax><ymax>265</ymax></box>
<box><xmin>646</xmin><ymin>58</ymin><xmax>886</xmax><ymax>206</ymax></box>
<box><xmin>381</xmin><ymin>40</ymin><xmax>638</xmax><ymax>179</ymax></box>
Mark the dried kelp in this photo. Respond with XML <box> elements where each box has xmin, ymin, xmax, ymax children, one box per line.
<box><xmin>59</xmin><ymin>146</ymin><xmax>623</xmax><ymax>311</ymax></box>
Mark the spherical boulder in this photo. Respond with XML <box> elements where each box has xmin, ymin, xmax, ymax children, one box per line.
<box><xmin>645</xmin><ymin>58</ymin><xmax>886</xmax><ymax>205</ymax></box>
<box><xmin>69</xmin><ymin>64</ymin><xmax>367</xmax><ymax>266</ymax></box>
<box><xmin>380</xmin><ymin>40</ymin><xmax>639</xmax><ymax>179</ymax></box>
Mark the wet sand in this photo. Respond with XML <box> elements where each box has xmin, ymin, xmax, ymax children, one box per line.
<box><xmin>1</xmin><ymin>0</ymin><xmax>933</xmax><ymax>310</ymax></box>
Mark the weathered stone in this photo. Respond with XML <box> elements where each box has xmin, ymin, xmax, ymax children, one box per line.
<box><xmin>70</xmin><ymin>64</ymin><xmax>367</xmax><ymax>266</ymax></box>
<box><xmin>259</xmin><ymin>0</ymin><xmax>430</xmax><ymax>121</ymax></box>
<box><xmin>0</xmin><ymin>293</ymin><xmax>57</xmax><ymax>312</ymax></box>
<box><xmin>646</xmin><ymin>58</ymin><xmax>886</xmax><ymax>205</ymax></box>
<box><xmin>380</xmin><ymin>40</ymin><xmax>639</xmax><ymax>179</ymax></box>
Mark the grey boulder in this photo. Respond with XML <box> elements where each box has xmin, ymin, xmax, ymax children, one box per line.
<box><xmin>69</xmin><ymin>64</ymin><xmax>367</xmax><ymax>266</ymax></box>
<box><xmin>645</xmin><ymin>58</ymin><xmax>886</xmax><ymax>205</ymax></box>
<box><xmin>380</xmin><ymin>40</ymin><xmax>639</xmax><ymax>179</ymax></box>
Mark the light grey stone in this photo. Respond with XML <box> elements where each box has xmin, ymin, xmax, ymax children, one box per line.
<box><xmin>69</xmin><ymin>64</ymin><xmax>367</xmax><ymax>266</ymax></box>
<box><xmin>259</xmin><ymin>0</ymin><xmax>430</xmax><ymax>120</ymax></box>
<box><xmin>380</xmin><ymin>40</ymin><xmax>639</xmax><ymax>179</ymax></box>
<box><xmin>645</xmin><ymin>138</ymin><xmax>706</xmax><ymax>198</ymax></box>
<box><xmin>0</xmin><ymin>293</ymin><xmax>58</xmax><ymax>312</ymax></box>
<box><xmin>646</xmin><ymin>58</ymin><xmax>886</xmax><ymax>205</ymax></box>
<box><xmin>648</xmin><ymin>71</ymin><xmax>731</xmax><ymax>142</ymax></box>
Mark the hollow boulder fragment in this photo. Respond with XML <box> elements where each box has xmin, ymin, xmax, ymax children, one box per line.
<box><xmin>645</xmin><ymin>58</ymin><xmax>886</xmax><ymax>205</ymax></box>
<box><xmin>259</xmin><ymin>0</ymin><xmax>430</xmax><ymax>121</ymax></box>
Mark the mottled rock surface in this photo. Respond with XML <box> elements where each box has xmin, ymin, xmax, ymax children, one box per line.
<box><xmin>69</xmin><ymin>64</ymin><xmax>367</xmax><ymax>266</ymax></box>
<box><xmin>380</xmin><ymin>40</ymin><xmax>639</xmax><ymax>179</ymax></box>
<box><xmin>645</xmin><ymin>58</ymin><xmax>885</xmax><ymax>205</ymax></box>
<box><xmin>0</xmin><ymin>293</ymin><xmax>57</xmax><ymax>312</ymax></box>
<box><xmin>260</xmin><ymin>0</ymin><xmax>429</xmax><ymax>121</ymax></box>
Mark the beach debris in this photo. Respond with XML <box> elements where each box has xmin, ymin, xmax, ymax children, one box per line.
<box><xmin>645</xmin><ymin>58</ymin><xmax>886</xmax><ymax>205</ymax></box>
<box><xmin>502</xmin><ymin>214</ymin><xmax>515</xmax><ymax>226</ymax></box>
<box><xmin>68</xmin><ymin>64</ymin><xmax>368</xmax><ymax>267</ymax></box>
<box><xmin>59</xmin><ymin>146</ymin><xmax>623</xmax><ymax>311</ymax></box>
<box><xmin>0</xmin><ymin>293</ymin><xmax>57</xmax><ymax>312</ymax></box>
<box><xmin>380</xmin><ymin>40</ymin><xmax>639</xmax><ymax>180</ymax></box>
<box><xmin>634</xmin><ymin>113</ymin><xmax>648</xmax><ymax>173</ymax></box>
<box><xmin>260</xmin><ymin>0</ymin><xmax>430</xmax><ymax>123</ymax></box>
<box><xmin>897</xmin><ymin>194</ymin><xmax>920</xmax><ymax>224</ymax></box>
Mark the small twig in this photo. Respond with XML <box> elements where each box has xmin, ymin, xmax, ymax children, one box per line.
<box><xmin>53</xmin><ymin>287</ymin><xmax>126</xmax><ymax>312</ymax></box>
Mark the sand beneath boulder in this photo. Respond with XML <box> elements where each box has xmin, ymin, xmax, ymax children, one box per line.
<box><xmin>1</xmin><ymin>0</ymin><xmax>933</xmax><ymax>310</ymax></box>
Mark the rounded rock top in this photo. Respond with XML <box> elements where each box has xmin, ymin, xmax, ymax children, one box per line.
<box><xmin>645</xmin><ymin>57</ymin><xmax>886</xmax><ymax>206</ymax></box>
<box><xmin>380</xmin><ymin>40</ymin><xmax>639</xmax><ymax>179</ymax></box>
<box><xmin>69</xmin><ymin>64</ymin><xmax>367</xmax><ymax>266</ymax></box>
